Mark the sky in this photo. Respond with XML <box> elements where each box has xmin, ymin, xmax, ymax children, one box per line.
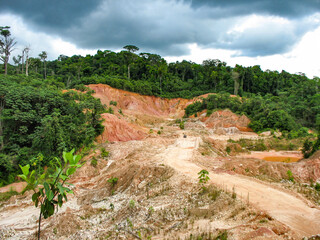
<box><xmin>1</xmin><ymin>0</ymin><xmax>320</xmax><ymax>78</ymax></box>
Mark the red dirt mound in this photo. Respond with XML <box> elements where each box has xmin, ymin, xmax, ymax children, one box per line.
<box><xmin>88</xmin><ymin>84</ymin><xmax>192</xmax><ymax>118</ymax></box>
<box><xmin>204</xmin><ymin>109</ymin><xmax>252</xmax><ymax>131</ymax></box>
<box><xmin>96</xmin><ymin>113</ymin><xmax>148</xmax><ymax>142</ymax></box>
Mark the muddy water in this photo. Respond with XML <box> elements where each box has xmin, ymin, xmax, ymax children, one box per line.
<box><xmin>262</xmin><ymin>156</ymin><xmax>301</xmax><ymax>163</ymax></box>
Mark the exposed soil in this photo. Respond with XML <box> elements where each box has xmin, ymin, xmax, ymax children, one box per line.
<box><xmin>1</xmin><ymin>84</ymin><xmax>320</xmax><ymax>239</ymax></box>
<box><xmin>240</xmin><ymin>151</ymin><xmax>303</xmax><ymax>163</ymax></box>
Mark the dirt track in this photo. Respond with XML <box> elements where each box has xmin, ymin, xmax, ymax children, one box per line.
<box><xmin>162</xmin><ymin>136</ymin><xmax>320</xmax><ymax>238</ymax></box>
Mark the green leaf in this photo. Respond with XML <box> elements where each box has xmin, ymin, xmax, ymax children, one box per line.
<box><xmin>57</xmin><ymin>183</ymin><xmax>64</xmax><ymax>195</ymax></box>
<box><xmin>74</xmin><ymin>154</ymin><xmax>81</xmax><ymax>164</ymax></box>
<box><xmin>47</xmin><ymin>202</ymin><xmax>55</xmax><ymax>218</ymax></box>
<box><xmin>64</xmin><ymin>151</ymin><xmax>73</xmax><ymax>164</ymax></box>
<box><xmin>17</xmin><ymin>174</ymin><xmax>27</xmax><ymax>181</ymax></box>
<box><xmin>63</xmin><ymin>193</ymin><xmax>68</xmax><ymax>202</ymax></box>
<box><xmin>44</xmin><ymin>182</ymin><xmax>54</xmax><ymax>201</ymax></box>
<box><xmin>58</xmin><ymin>194</ymin><xmax>63</xmax><ymax>207</ymax></box>
<box><xmin>66</xmin><ymin>167</ymin><xmax>76</xmax><ymax>176</ymax></box>
<box><xmin>19</xmin><ymin>164</ymin><xmax>30</xmax><ymax>177</ymax></box>
<box><xmin>32</xmin><ymin>192</ymin><xmax>39</xmax><ymax>202</ymax></box>
<box><xmin>40</xmin><ymin>188</ymin><xmax>45</xmax><ymax>197</ymax></box>
<box><xmin>62</xmin><ymin>151</ymin><xmax>67</xmax><ymax>163</ymax></box>
<box><xmin>59</xmin><ymin>174</ymin><xmax>68</xmax><ymax>181</ymax></box>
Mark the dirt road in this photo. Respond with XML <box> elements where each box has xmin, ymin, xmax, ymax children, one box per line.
<box><xmin>162</xmin><ymin>136</ymin><xmax>320</xmax><ymax>238</ymax></box>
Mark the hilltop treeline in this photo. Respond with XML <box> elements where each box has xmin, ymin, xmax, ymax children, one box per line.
<box><xmin>3</xmin><ymin>47</ymin><xmax>319</xmax><ymax>100</ymax></box>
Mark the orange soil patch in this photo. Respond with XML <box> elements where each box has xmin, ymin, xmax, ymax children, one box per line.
<box><xmin>88</xmin><ymin>84</ymin><xmax>193</xmax><ymax>118</ymax></box>
<box><xmin>263</xmin><ymin>156</ymin><xmax>301</xmax><ymax>163</ymax></box>
<box><xmin>96</xmin><ymin>113</ymin><xmax>148</xmax><ymax>142</ymax></box>
<box><xmin>241</xmin><ymin>151</ymin><xmax>303</xmax><ymax>163</ymax></box>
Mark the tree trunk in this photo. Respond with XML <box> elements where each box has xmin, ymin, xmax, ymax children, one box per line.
<box><xmin>44</xmin><ymin>61</ymin><xmax>47</xmax><ymax>79</ymax></box>
<box><xmin>38</xmin><ymin>213</ymin><xmax>42</xmax><ymax>240</ymax></box>
<box><xmin>128</xmin><ymin>64</ymin><xmax>130</xmax><ymax>80</ymax></box>
<box><xmin>25</xmin><ymin>57</ymin><xmax>29</xmax><ymax>76</ymax></box>
<box><xmin>0</xmin><ymin>98</ymin><xmax>3</xmax><ymax>150</ymax></box>
<box><xmin>4</xmin><ymin>56</ymin><xmax>8</xmax><ymax>75</ymax></box>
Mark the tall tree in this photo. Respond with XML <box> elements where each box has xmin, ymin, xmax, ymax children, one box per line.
<box><xmin>0</xmin><ymin>26</ymin><xmax>17</xmax><ymax>75</ymax></box>
<box><xmin>39</xmin><ymin>51</ymin><xmax>47</xmax><ymax>79</ymax></box>
<box><xmin>13</xmin><ymin>55</ymin><xmax>22</xmax><ymax>74</ymax></box>
<box><xmin>123</xmin><ymin>45</ymin><xmax>139</xmax><ymax>80</ymax></box>
<box><xmin>23</xmin><ymin>46</ymin><xmax>31</xmax><ymax>76</ymax></box>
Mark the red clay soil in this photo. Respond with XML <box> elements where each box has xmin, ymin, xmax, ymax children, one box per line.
<box><xmin>203</xmin><ymin>109</ymin><xmax>252</xmax><ymax>131</ymax></box>
<box><xmin>96</xmin><ymin>113</ymin><xmax>148</xmax><ymax>142</ymax></box>
<box><xmin>0</xmin><ymin>182</ymin><xmax>27</xmax><ymax>193</ymax></box>
<box><xmin>88</xmin><ymin>84</ymin><xmax>192</xmax><ymax>118</ymax></box>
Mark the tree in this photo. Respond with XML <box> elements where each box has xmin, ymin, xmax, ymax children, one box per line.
<box><xmin>18</xmin><ymin>149</ymin><xmax>82</xmax><ymax>240</ymax></box>
<box><xmin>23</xmin><ymin>46</ymin><xmax>31</xmax><ymax>76</ymax></box>
<box><xmin>0</xmin><ymin>26</ymin><xmax>17</xmax><ymax>75</ymax></box>
<box><xmin>13</xmin><ymin>55</ymin><xmax>22</xmax><ymax>74</ymax></box>
<box><xmin>123</xmin><ymin>45</ymin><xmax>139</xmax><ymax>80</ymax></box>
<box><xmin>39</xmin><ymin>51</ymin><xmax>48</xmax><ymax>79</ymax></box>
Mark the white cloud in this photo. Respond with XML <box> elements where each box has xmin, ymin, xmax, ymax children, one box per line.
<box><xmin>2</xmin><ymin>9</ymin><xmax>320</xmax><ymax>78</ymax></box>
<box><xmin>0</xmin><ymin>13</ymin><xmax>96</xmax><ymax>61</ymax></box>
<box><xmin>165</xmin><ymin>24</ymin><xmax>320</xmax><ymax>78</ymax></box>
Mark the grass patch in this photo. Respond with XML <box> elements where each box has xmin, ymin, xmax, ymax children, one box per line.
<box><xmin>0</xmin><ymin>189</ymin><xmax>19</xmax><ymax>202</ymax></box>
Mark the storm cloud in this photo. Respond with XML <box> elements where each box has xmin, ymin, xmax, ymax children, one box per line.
<box><xmin>1</xmin><ymin>0</ymin><xmax>320</xmax><ymax>57</ymax></box>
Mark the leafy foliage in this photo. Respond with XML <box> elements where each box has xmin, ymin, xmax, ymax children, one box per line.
<box><xmin>0</xmin><ymin>75</ymin><xmax>104</xmax><ymax>185</ymax></box>
<box><xmin>18</xmin><ymin>149</ymin><xmax>82</xmax><ymax>239</ymax></box>
<box><xmin>198</xmin><ymin>169</ymin><xmax>210</xmax><ymax>184</ymax></box>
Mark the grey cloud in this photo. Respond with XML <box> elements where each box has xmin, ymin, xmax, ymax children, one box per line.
<box><xmin>1</xmin><ymin>0</ymin><xmax>320</xmax><ymax>57</ymax></box>
<box><xmin>189</xmin><ymin>0</ymin><xmax>320</xmax><ymax>18</ymax></box>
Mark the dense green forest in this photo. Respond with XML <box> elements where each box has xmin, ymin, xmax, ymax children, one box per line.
<box><xmin>0</xmin><ymin>75</ymin><xmax>105</xmax><ymax>185</ymax></box>
<box><xmin>1</xmin><ymin>26</ymin><xmax>320</xmax><ymax>185</ymax></box>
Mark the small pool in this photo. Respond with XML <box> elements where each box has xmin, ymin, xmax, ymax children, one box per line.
<box><xmin>262</xmin><ymin>156</ymin><xmax>301</xmax><ymax>163</ymax></box>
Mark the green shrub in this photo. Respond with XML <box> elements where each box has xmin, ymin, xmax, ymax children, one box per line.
<box><xmin>179</xmin><ymin>121</ymin><xmax>185</xmax><ymax>130</ymax></box>
<box><xmin>100</xmin><ymin>148</ymin><xmax>109</xmax><ymax>158</ymax></box>
<box><xmin>287</xmin><ymin>170</ymin><xmax>294</xmax><ymax>182</ymax></box>
<box><xmin>109</xmin><ymin>100</ymin><xmax>117</xmax><ymax>106</ymax></box>
<box><xmin>107</xmin><ymin>177</ymin><xmax>118</xmax><ymax>187</ymax></box>
<box><xmin>91</xmin><ymin>157</ymin><xmax>98</xmax><ymax>167</ymax></box>
<box><xmin>106</xmin><ymin>107</ymin><xmax>114</xmax><ymax>114</ymax></box>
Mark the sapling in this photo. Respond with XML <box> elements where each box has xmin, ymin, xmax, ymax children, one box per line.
<box><xmin>198</xmin><ymin>169</ymin><xmax>210</xmax><ymax>194</ymax></box>
<box><xmin>18</xmin><ymin>149</ymin><xmax>82</xmax><ymax>240</ymax></box>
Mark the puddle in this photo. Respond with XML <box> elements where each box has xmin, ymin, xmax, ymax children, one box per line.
<box><xmin>262</xmin><ymin>156</ymin><xmax>301</xmax><ymax>163</ymax></box>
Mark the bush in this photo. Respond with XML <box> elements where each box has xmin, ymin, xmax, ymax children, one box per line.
<box><xmin>91</xmin><ymin>157</ymin><xmax>98</xmax><ymax>167</ymax></box>
<box><xmin>100</xmin><ymin>148</ymin><xmax>109</xmax><ymax>158</ymax></box>
<box><xmin>109</xmin><ymin>100</ymin><xmax>117</xmax><ymax>106</ymax></box>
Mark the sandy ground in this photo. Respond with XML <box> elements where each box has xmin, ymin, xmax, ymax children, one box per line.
<box><xmin>162</xmin><ymin>135</ymin><xmax>320</xmax><ymax>238</ymax></box>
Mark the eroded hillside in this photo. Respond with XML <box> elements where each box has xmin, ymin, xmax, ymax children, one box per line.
<box><xmin>1</xmin><ymin>84</ymin><xmax>320</xmax><ymax>240</ymax></box>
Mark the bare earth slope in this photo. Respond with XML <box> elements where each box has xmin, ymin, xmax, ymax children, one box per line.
<box><xmin>161</xmin><ymin>136</ymin><xmax>320</xmax><ymax>238</ymax></box>
<box><xmin>1</xmin><ymin>84</ymin><xmax>320</xmax><ymax>239</ymax></box>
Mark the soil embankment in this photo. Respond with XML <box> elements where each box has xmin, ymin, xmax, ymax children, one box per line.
<box><xmin>88</xmin><ymin>84</ymin><xmax>192</xmax><ymax>118</ymax></box>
